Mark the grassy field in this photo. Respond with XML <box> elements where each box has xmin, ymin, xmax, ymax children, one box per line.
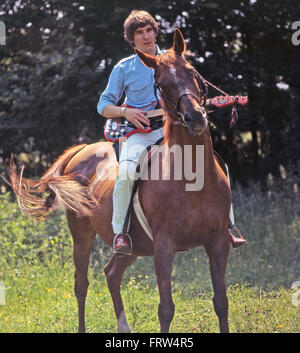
<box><xmin>0</xmin><ymin>262</ymin><xmax>298</xmax><ymax>333</ymax></box>
<box><xmin>0</xmin><ymin>177</ymin><xmax>300</xmax><ymax>333</ymax></box>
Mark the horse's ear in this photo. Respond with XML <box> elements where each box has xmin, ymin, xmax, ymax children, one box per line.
<box><xmin>173</xmin><ymin>28</ymin><xmax>186</xmax><ymax>55</ymax></box>
<box><xmin>135</xmin><ymin>48</ymin><xmax>158</xmax><ymax>69</ymax></box>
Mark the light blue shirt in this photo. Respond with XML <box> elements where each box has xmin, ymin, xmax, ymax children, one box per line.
<box><xmin>97</xmin><ymin>45</ymin><xmax>163</xmax><ymax>115</ymax></box>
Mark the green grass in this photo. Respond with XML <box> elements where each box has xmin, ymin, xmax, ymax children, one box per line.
<box><xmin>0</xmin><ymin>176</ymin><xmax>300</xmax><ymax>333</ymax></box>
<box><xmin>0</xmin><ymin>262</ymin><xmax>298</xmax><ymax>333</ymax></box>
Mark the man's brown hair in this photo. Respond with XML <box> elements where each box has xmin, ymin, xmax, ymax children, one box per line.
<box><xmin>123</xmin><ymin>10</ymin><xmax>158</xmax><ymax>45</ymax></box>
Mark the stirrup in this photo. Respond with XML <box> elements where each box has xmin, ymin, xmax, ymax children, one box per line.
<box><xmin>113</xmin><ymin>233</ymin><xmax>133</xmax><ymax>256</ymax></box>
<box><xmin>228</xmin><ymin>225</ymin><xmax>247</xmax><ymax>248</ymax></box>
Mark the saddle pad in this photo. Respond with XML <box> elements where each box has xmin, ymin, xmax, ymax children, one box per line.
<box><xmin>133</xmin><ymin>187</ymin><xmax>154</xmax><ymax>241</ymax></box>
<box><xmin>130</xmin><ymin>141</ymin><xmax>164</xmax><ymax>242</ymax></box>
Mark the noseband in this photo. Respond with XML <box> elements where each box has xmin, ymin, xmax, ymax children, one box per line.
<box><xmin>154</xmin><ymin>69</ymin><xmax>208</xmax><ymax>127</ymax></box>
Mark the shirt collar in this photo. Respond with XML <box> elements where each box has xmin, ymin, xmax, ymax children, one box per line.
<box><xmin>135</xmin><ymin>44</ymin><xmax>162</xmax><ymax>58</ymax></box>
<box><xmin>155</xmin><ymin>44</ymin><xmax>163</xmax><ymax>55</ymax></box>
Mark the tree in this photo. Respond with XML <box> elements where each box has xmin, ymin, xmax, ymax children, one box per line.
<box><xmin>0</xmin><ymin>0</ymin><xmax>299</xmax><ymax>186</ymax></box>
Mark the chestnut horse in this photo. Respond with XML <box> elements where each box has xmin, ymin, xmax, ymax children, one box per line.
<box><xmin>9</xmin><ymin>29</ymin><xmax>233</xmax><ymax>333</ymax></box>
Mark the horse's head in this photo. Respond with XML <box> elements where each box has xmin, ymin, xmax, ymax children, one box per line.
<box><xmin>135</xmin><ymin>28</ymin><xmax>208</xmax><ymax>136</ymax></box>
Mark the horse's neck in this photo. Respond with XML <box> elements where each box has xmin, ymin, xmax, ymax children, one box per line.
<box><xmin>167</xmin><ymin>126</ymin><xmax>216</xmax><ymax>181</ymax></box>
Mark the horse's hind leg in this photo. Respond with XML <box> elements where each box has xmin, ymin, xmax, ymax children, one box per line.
<box><xmin>104</xmin><ymin>254</ymin><xmax>137</xmax><ymax>333</ymax></box>
<box><xmin>206</xmin><ymin>234</ymin><xmax>230</xmax><ymax>333</ymax></box>
<box><xmin>67</xmin><ymin>211</ymin><xmax>96</xmax><ymax>333</ymax></box>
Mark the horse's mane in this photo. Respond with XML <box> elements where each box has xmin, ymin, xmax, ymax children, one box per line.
<box><xmin>163</xmin><ymin>114</ymin><xmax>173</xmax><ymax>146</ymax></box>
<box><xmin>157</xmin><ymin>49</ymin><xmax>178</xmax><ymax>66</ymax></box>
<box><xmin>158</xmin><ymin>50</ymin><xmax>179</xmax><ymax>146</ymax></box>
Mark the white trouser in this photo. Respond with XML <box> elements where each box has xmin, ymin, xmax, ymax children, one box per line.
<box><xmin>112</xmin><ymin>128</ymin><xmax>165</xmax><ymax>234</ymax></box>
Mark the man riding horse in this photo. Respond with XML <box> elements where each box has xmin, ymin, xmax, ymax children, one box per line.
<box><xmin>97</xmin><ymin>10</ymin><xmax>246</xmax><ymax>256</ymax></box>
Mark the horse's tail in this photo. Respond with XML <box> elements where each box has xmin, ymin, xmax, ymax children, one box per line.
<box><xmin>7</xmin><ymin>144</ymin><xmax>98</xmax><ymax>220</ymax></box>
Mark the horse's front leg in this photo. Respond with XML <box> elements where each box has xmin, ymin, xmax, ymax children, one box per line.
<box><xmin>153</xmin><ymin>235</ymin><xmax>176</xmax><ymax>333</ymax></box>
<box><xmin>206</xmin><ymin>233</ymin><xmax>230</xmax><ymax>333</ymax></box>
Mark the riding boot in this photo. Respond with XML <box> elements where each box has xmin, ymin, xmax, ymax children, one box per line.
<box><xmin>113</xmin><ymin>233</ymin><xmax>132</xmax><ymax>256</ymax></box>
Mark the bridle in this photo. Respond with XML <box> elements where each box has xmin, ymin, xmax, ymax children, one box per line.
<box><xmin>153</xmin><ymin>68</ymin><xmax>208</xmax><ymax>127</ymax></box>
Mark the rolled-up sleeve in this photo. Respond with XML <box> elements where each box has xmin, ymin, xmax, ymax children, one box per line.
<box><xmin>97</xmin><ymin>64</ymin><xmax>125</xmax><ymax>116</ymax></box>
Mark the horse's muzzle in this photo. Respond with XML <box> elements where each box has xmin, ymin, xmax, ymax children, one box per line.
<box><xmin>184</xmin><ymin>110</ymin><xmax>208</xmax><ymax>136</ymax></box>
<box><xmin>190</xmin><ymin>125</ymin><xmax>207</xmax><ymax>136</ymax></box>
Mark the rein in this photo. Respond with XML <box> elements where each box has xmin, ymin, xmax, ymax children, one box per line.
<box><xmin>202</xmin><ymin>77</ymin><xmax>239</xmax><ymax>127</ymax></box>
<box><xmin>154</xmin><ymin>81</ymin><xmax>188</xmax><ymax>127</ymax></box>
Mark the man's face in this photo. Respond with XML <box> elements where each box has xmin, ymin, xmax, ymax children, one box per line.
<box><xmin>133</xmin><ymin>24</ymin><xmax>156</xmax><ymax>55</ymax></box>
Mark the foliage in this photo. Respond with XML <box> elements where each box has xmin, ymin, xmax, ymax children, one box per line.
<box><xmin>0</xmin><ymin>0</ymin><xmax>299</xmax><ymax>185</ymax></box>
<box><xmin>0</xmin><ymin>193</ymin><xmax>73</xmax><ymax>268</ymax></box>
